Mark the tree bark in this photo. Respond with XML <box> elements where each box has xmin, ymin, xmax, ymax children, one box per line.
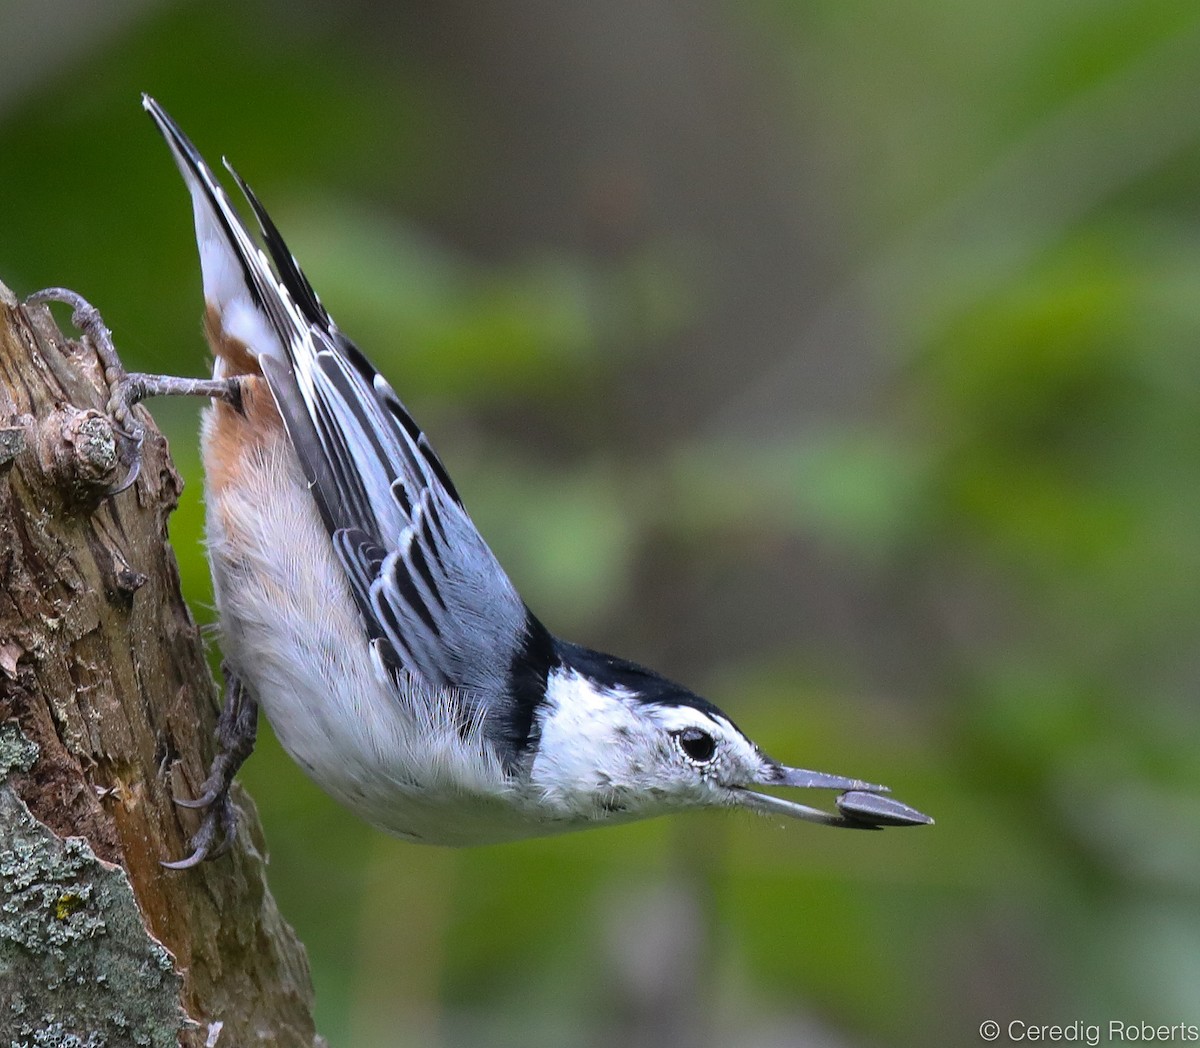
<box><xmin>0</xmin><ymin>278</ymin><xmax>324</xmax><ymax>1047</ymax></box>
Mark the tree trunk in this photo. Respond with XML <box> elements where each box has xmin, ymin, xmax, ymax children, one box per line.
<box><xmin>0</xmin><ymin>278</ymin><xmax>324</xmax><ymax>1047</ymax></box>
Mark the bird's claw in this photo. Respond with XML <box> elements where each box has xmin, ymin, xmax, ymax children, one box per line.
<box><xmin>162</xmin><ymin>666</ymin><xmax>258</xmax><ymax>868</ymax></box>
<box><xmin>25</xmin><ymin>287</ymin><xmax>242</xmax><ymax>498</ymax></box>
<box><xmin>26</xmin><ymin>287</ymin><xmax>147</xmax><ymax>495</ymax></box>
<box><xmin>161</xmin><ymin>792</ymin><xmax>239</xmax><ymax>870</ymax></box>
<box><xmin>172</xmin><ymin>788</ymin><xmax>223</xmax><ymax>810</ymax></box>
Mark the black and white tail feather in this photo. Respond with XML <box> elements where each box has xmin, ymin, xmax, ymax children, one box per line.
<box><xmin>143</xmin><ymin>96</ymin><xmax>545</xmax><ymax>765</ymax></box>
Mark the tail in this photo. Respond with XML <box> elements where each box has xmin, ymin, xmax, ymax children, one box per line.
<box><xmin>144</xmin><ymin>95</ymin><xmax>352</xmax><ymax>505</ymax></box>
<box><xmin>143</xmin><ymin>96</ymin><xmax>302</xmax><ymax>377</ymax></box>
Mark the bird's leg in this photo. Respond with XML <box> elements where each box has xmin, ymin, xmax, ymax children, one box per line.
<box><xmin>163</xmin><ymin>662</ymin><xmax>259</xmax><ymax>869</ymax></box>
<box><xmin>26</xmin><ymin>287</ymin><xmax>242</xmax><ymax>494</ymax></box>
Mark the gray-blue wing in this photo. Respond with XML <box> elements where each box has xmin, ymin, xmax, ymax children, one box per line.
<box><xmin>300</xmin><ymin>324</ymin><xmax>532</xmax><ymax>713</ymax></box>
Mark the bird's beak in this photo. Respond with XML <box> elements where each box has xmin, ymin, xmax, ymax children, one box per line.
<box><xmin>733</xmin><ymin>763</ymin><xmax>934</xmax><ymax>829</ymax></box>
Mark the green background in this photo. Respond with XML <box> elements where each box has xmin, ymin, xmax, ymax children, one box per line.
<box><xmin>4</xmin><ymin>2</ymin><xmax>1200</xmax><ymax>1045</ymax></box>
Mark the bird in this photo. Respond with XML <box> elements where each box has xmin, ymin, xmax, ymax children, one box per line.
<box><xmin>126</xmin><ymin>96</ymin><xmax>931</xmax><ymax>867</ymax></box>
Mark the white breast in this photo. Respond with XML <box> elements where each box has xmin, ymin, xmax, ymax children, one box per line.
<box><xmin>201</xmin><ymin>410</ymin><xmax>542</xmax><ymax>845</ymax></box>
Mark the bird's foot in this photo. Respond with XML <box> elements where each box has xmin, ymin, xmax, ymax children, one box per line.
<box><xmin>26</xmin><ymin>287</ymin><xmax>242</xmax><ymax>495</ymax></box>
<box><xmin>163</xmin><ymin>666</ymin><xmax>259</xmax><ymax>869</ymax></box>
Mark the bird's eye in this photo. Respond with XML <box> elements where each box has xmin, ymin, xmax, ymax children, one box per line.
<box><xmin>675</xmin><ymin>728</ymin><xmax>717</xmax><ymax>763</ymax></box>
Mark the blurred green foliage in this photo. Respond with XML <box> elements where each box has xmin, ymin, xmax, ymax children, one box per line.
<box><xmin>4</xmin><ymin>1</ymin><xmax>1200</xmax><ymax>1046</ymax></box>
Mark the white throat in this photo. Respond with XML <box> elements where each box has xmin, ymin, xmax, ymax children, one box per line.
<box><xmin>528</xmin><ymin>666</ymin><xmax>650</xmax><ymax>818</ymax></box>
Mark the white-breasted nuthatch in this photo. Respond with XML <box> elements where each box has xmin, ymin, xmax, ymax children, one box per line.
<box><xmin>93</xmin><ymin>97</ymin><xmax>932</xmax><ymax>866</ymax></box>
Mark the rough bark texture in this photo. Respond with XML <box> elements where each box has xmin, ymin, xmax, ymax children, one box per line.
<box><xmin>0</xmin><ymin>279</ymin><xmax>324</xmax><ymax>1048</ymax></box>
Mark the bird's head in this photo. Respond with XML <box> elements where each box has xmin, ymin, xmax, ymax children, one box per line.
<box><xmin>527</xmin><ymin>644</ymin><xmax>931</xmax><ymax>831</ymax></box>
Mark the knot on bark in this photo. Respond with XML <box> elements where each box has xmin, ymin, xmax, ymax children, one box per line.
<box><xmin>36</xmin><ymin>406</ymin><xmax>122</xmax><ymax>505</ymax></box>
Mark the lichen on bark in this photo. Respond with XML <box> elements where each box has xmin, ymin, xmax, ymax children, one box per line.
<box><xmin>1</xmin><ymin>720</ymin><xmax>182</xmax><ymax>1047</ymax></box>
